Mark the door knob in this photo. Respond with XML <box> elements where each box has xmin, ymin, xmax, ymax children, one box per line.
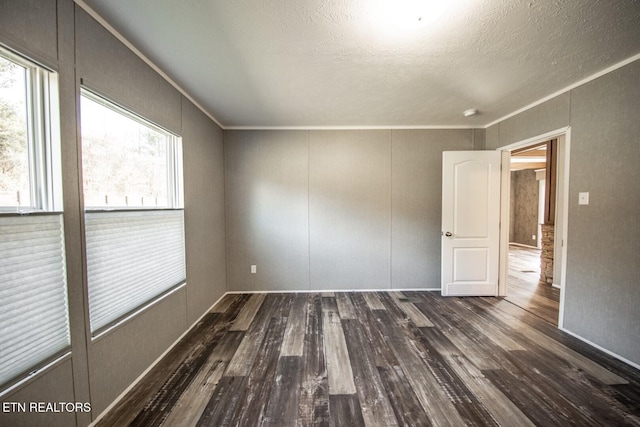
<box><xmin>445</xmin><ymin>231</ymin><xmax>453</xmax><ymax>237</ymax></box>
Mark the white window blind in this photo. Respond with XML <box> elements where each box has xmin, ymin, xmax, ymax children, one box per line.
<box><xmin>85</xmin><ymin>209</ymin><xmax>186</xmax><ymax>334</ymax></box>
<box><xmin>0</xmin><ymin>214</ymin><xmax>70</xmax><ymax>389</ymax></box>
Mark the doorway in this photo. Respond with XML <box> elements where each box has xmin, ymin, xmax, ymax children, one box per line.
<box><xmin>498</xmin><ymin>128</ymin><xmax>571</xmax><ymax>327</ymax></box>
<box><xmin>507</xmin><ymin>142</ymin><xmax>560</xmax><ymax>324</ymax></box>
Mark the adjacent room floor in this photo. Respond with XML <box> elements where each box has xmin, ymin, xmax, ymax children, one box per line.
<box><xmin>97</xmin><ymin>291</ymin><xmax>640</xmax><ymax>426</ymax></box>
<box><xmin>506</xmin><ymin>244</ymin><xmax>560</xmax><ymax>325</ymax></box>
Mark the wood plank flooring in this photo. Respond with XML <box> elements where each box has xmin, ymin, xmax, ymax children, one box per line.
<box><xmin>506</xmin><ymin>245</ymin><xmax>560</xmax><ymax>324</ymax></box>
<box><xmin>96</xmin><ymin>292</ymin><xmax>640</xmax><ymax>426</ymax></box>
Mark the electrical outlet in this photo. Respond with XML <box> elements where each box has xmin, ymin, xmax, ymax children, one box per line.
<box><xmin>251</xmin><ymin>265</ymin><xmax>257</xmax><ymax>274</ymax></box>
<box><xmin>532</xmin><ymin>235</ymin><xmax>536</xmax><ymax>240</ymax></box>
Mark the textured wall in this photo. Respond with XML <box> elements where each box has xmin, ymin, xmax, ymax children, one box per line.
<box><xmin>75</xmin><ymin>8</ymin><xmax>228</xmax><ymax>417</ymax></box>
<box><xmin>486</xmin><ymin>59</ymin><xmax>640</xmax><ymax>366</ymax></box>
<box><xmin>0</xmin><ymin>3</ymin><xmax>228</xmax><ymax>425</ymax></box>
<box><xmin>181</xmin><ymin>98</ymin><xmax>227</xmax><ymax>325</ymax></box>
<box><xmin>564</xmin><ymin>60</ymin><xmax>640</xmax><ymax>365</ymax></box>
<box><xmin>87</xmin><ymin>289</ymin><xmax>188</xmax><ymax>414</ymax></box>
<box><xmin>75</xmin><ymin>8</ymin><xmax>182</xmax><ymax>134</ymax></box>
<box><xmin>75</xmin><ymin>9</ymin><xmax>188</xmax><ymax>417</ymax></box>
<box><xmin>309</xmin><ymin>130</ymin><xmax>392</xmax><ymax>290</ymax></box>
<box><xmin>0</xmin><ymin>3</ymin><xmax>81</xmax><ymax>427</ymax></box>
<box><xmin>499</xmin><ymin>93</ymin><xmax>571</xmax><ymax>147</ymax></box>
<box><xmin>0</xmin><ymin>0</ymin><xmax>58</xmax><ymax>67</ymax></box>
<box><xmin>225</xmin><ymin>130</ymin><xmax>310</xmax><ymax>291</ymax></box>
<box><xmin>0</xmin><ymin>361</ymin><xmax>76</xmax><ymax>427</ymax></box>
<box><xmin>510</xmin><ymin>170</ymin><xmax>539</xmax><ymax>246</ymax></box>
<box><xmin>224</xmin><ymin>129</ymin><xmax>474</xmax><ymax>291</ymax></box>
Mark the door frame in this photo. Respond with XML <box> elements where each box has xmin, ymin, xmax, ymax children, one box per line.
<box><xmin>497</xmin><ymin>126</ymin><xmax>571</xmax><ymax>328</ymax></box>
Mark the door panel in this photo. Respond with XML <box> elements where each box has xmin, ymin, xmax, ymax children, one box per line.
<box><xmin>453</xmin><ymin>248</ymin><xmax>488</xmax><ymax>281</ymax></box>
<box><xmin>442</xmin><ymin>151</ymin><xmax>502</xmax><ymax>296</ymax></box>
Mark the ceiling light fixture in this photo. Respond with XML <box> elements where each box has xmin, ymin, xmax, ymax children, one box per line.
<box><xmin>372</xmin><ymin>0</ymin><xmax>451</xmax><ymax>33</ymax></box>
<box><xmin>463</xmin><ymin>109</ymin><xmax>478</xmax><ymax>117</ymax></box>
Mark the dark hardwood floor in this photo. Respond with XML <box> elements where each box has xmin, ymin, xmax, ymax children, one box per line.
<box><xmin>506</xmin><ymin>244</ymin><xmax>560</xmax><ymax>324</ymax></box>
<box><xmin>96</xmin><ymin>291</ymin><xmax>640</xmax><ymax>426</ymax></box>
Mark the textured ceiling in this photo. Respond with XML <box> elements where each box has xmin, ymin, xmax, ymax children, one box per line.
<box><xmin>78</xmin><ymin>0</ymin><xmax>640</xmax><ymax>128</ymax></box>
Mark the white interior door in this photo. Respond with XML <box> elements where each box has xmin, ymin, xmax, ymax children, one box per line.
<box><xmin>442</xmin><ymin>151</ymin><xmax>503</xmax><ymax>296</ymax></box>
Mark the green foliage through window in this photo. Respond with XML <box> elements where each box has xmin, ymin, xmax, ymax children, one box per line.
<box><xmin>0</xmin><ymin>55</ymin><xmax>30</xmax><ymax>207</ymax></box>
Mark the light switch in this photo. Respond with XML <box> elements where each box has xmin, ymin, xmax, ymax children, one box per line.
<box><xmin>578</xmin><ymin>192</ymin><xmax>589</xmax><ymax>205</ymax></box>
<box><xmin>251</xmin><ymin>265</ymin><xmax>257</xmax><ymax>274</ymax></box>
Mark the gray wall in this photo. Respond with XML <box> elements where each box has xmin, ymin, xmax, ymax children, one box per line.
<box><xmin>510</xmin><ymin>170</ymin><xmax>539</xmax><ymax>246</ymax></box>
<box><xmin>392</xmin><ymin>129</ymin><xmax>475</xmax><ymax>288</ymax></box>
<box><xmin>0</xmin><ymin>2</ymin><xmax>227</xmax><ymax>425</ymax></box>
<box><xmin>224</xmin><ymin>129</ymin><xmax>475</xmax><ymax>291</ymax></box>
<box><xmin>182</xmin><ymin>98</ymin><xmax>227</xmax><ymax>325</ymax></box>
<box><xmin>225</xmin><ymin>130</ymin><xmax>310</xmax><ymax>291</ymax></box>
<box><xmin>1</xmin><ymin>2</ymin><xmax>84</xmax><ymax>427</ymax></box>
<box><xmin>309</xmin><ymin>130</ymin><xmax>391</xmax><ymax>290</ymax></box>
<box><xmin>486</xmin><ymin>59</ymin><xmax>640</xmax><ymax>366</ymax></box>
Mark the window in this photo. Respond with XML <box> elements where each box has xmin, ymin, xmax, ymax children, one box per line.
<box><xmin>0</xmin><ymin>54</ymin><xmax>28</xmax><ymax>207</ymax></box>
<box><xmin>80</xmin><ymin>92</ymin><xmax>182</xmax><ymax>209</ymax></box>
<box><xmin>0</xmin><ymin>47</ymin><xmax>69</xmax><ymax>392</ymax></box>
<box><xmin>0</xmin><ymin>49</ymin><xmax>61</xmax><ymax>211</ymax></box>
<box><xmin>80</xmin><ymin>89</ymin><xmax>185</xmax><ymax>336</ymax></box>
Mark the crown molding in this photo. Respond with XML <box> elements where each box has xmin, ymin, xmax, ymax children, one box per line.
<box><xmin>73</xmin><ymin>0</ymin><xmax>225</xmax><ymax>130</ymax></box>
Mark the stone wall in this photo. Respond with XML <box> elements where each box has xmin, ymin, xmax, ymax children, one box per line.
<box><xmin>540</xmin><ymin>223</ymin><xmax>554</xmax><ymax>284</ymax></box>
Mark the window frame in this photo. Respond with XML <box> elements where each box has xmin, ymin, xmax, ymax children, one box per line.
<box><xmin>79</xmin><ymin>87</ymin><xmax>183</xmax><ymax>211</ymax></box>
<box><xmin>0</xmin><ymin>46</ymin><xmax>62</xmax><ymax>213</ymax></box>
<box><xmin>0</xmin><ymin>46</ymin><xmax>69</xmax><ymax>396</ymax></box>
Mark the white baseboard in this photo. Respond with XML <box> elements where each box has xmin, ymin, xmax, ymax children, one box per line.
<box><xmin>560</xmin><ymin>327</ymin><xmax>640</xmax><ymax>371</ymax></box>
<box><xmin>508</xmin><ymin>242</ymin><xmax>540</xmax><ymax>249</ymax></box>
<box><xmin>89</xmin><ymin>292</ymin><xmax>228</xmax><ymax>426</ymax></box>
<box><xmin>223</xmin><ymin>288</ymin><xmax>443</xmax><ymax>297</ymax></box>
<box><xmin>551</xmin><ymin>282</ymin><xmax>561</xmax><ymax>289</ymax></box>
